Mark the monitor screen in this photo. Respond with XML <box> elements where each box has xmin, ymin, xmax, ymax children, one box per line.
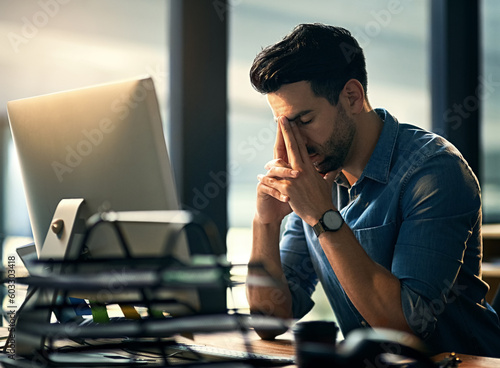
<box><xmin>6</xmin><ymin>77</ymin><xmax>225</xmax><ymax>315</ymax></box>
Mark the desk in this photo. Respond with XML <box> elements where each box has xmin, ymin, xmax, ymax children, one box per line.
<box><xmin>190</xmin><ymin>331</ymin><xmax>500</xmax><ymax>368</ymax></box>
<box><xmin>188</xmin><ymin>330</ymin><xmax>295</xmax><ymax>359</ymax></box>
<box><xmin>432</xmin><ymin>352</ymin><xmax>500</xmax><ymax>368</ymax></box>
<box><xmin>1</xmin><ymin>327</ymin><xmax>500</xmax><ymax>367</ymax></box>
<box><xmin>483</xmin><ymin>224</ymin><xmax>500</xmax><ymax>303</ymax></box>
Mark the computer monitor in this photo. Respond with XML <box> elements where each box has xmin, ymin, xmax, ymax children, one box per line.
<box><xmin>8</xmin><ymin>77</ymin><xmax>180</xmax><ymax>253</ymax></box>
<box><xmin>6</xmin><ymin>77</ymin><xmax>227</xmax><ymax>315</ymax></box>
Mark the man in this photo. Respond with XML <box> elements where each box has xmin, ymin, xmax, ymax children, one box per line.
<box><xmin>246</xmin><ymin>23</ymin><xmax>500</xmax><ymax>357</ymax></box>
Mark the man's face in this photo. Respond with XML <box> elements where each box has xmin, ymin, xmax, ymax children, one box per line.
<box><xmin>267</xmin><ymin>81</ymin><xmax>356</xmax><ymax>175</ymax></box>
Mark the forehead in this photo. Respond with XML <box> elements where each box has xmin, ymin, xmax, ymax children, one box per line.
<box><xmin>266</xmin><ymin>81</ymin><xmax>326</xmax><ymax>119</ymax></box>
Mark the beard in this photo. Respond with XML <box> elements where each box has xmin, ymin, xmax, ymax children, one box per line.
<box><xmin>308</xmin><ymin>103</ymin><xmax>356</xmax><ymax>175</ymax></box>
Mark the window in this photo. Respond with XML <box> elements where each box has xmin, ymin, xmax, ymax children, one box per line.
<box><xmin>481</xmin><ymin>0</ymin><xmax>500</xmax><ymax>223</ymax></box>
<box><xmin>0</xmin><ymin>0</ymin><xmax>168</xmax><ymax>239</ymax></box>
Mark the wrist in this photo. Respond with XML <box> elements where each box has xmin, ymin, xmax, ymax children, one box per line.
<box><xmin>305</xmin><ymin>205</ymin><xmax>337</xmax><ymax>227</ymax></box>
<box><xmin>312</xmin><ymin>209</ymin><xmax>344</xmax><ymax>237</ymax></box>
<box><xmin>253</xmin><ymin>213</ymin><xmax>282</xmax><ymax>228</ymax></box>
<box><xmin>251</xmin><ymin>215</ymin><xmax>282</xmax><ymax>265</ymax></box>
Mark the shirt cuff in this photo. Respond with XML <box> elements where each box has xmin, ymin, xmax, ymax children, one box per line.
<box><xmin>283</xmin><ymin>264</ymin><xmax>316</xmax><ymax>319</ymax></box>
<box><xmin>400</xmin><ymin>283</ymin><xmax>437</xmax><ymax>340</ymax></box>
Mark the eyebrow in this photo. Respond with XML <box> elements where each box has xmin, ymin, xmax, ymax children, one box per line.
<box><xmin>286</xmin><ymin>110</ymin><xmax>313</xmax><ymax>123</ymax></box>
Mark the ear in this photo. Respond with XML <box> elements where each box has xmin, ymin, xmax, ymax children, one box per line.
<box><xmin>341</xmin><ymin>79</ymin><xmax>365</xmax><ymax>114</ymax></box>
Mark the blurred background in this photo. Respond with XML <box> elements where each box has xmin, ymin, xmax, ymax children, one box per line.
<box><xmin>0</xmin><ymin>0</ymin><xmax>499</xmax><ymax>320</ymax></box>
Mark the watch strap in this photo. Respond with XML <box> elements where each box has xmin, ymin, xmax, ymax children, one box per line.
<box><xmin>313</xmin><ymin>222</ymin><xmax>325</xmax><ymax>237</ymax></box>
<box><xmin>313</xmin><ymin>209</ymin><xmax>343</xmax><ymax>237</ymax></box>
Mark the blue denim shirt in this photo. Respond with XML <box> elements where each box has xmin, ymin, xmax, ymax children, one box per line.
<box><xmin>281</xmin><ymin>108</ymin><xmax>500</xmax><ymax>357</ymax></box>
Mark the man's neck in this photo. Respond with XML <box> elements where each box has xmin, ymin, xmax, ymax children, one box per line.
<box><xmin>343</xmin><ymin>108</ymin><xmax>384</xmax><ymax>184</ymax></box>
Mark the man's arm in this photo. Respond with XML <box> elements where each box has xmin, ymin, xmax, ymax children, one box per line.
<box><xmin>246</xmin><ymin>118</ymin><xmax>296</xmax><ymax>340</ymax></box>
<box><xmin>258</xmin><ymin>117</ymin><xmax>413</xmax><ymax>333</ymax></box>
<box><xmin>246</xmin><ymin>217</ymin><xmax>293</xmax><ymax>340</ymax></box>
<box><xmin>316</xmin><ymin>223</ymin><xmax>412</xmax><ymax>332</ymax></box>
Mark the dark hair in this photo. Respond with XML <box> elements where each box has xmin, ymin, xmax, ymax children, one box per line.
<box><xmin>250</xmin><ymin>23</ymin><xmax>367</xmax><ymax>105</ymax></box>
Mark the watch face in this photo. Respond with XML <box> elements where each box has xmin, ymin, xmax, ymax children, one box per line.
<box><xmin>323</xmin><ymin>210</ymin><xmax>343</xmax><ymax>230</ymax></box>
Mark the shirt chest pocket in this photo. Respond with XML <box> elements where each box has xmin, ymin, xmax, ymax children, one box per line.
<box><xmin>352</xmin><ymin>222</ymin><xmax>398</xmax><ymax>270</ymax></box>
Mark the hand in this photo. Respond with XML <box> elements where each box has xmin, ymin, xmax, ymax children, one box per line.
<box><xmin>254</xmin><ymin>120</ymin><xmax>297</xmax><ymax>225</ymax></box>
<box><xmin>257</xmin><ymin>116</ymin><xmax>339</xmax><ymax>226</ymax></box>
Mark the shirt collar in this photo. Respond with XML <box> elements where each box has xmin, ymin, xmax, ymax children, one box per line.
<box><xmin>359</xmin><ymin>108</ymin><xmax>399</xmax><ymax>184</ymax></box>
<box><xmin>335</xmin><ymin>171</ymin><xmax>351</xmax><ymax>189</ymax></box>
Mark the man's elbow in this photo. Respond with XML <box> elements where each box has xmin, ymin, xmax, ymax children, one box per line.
<box><xmin>248</xmin><ymin>303</ymin><xmax>293</xmax><ymax>340</ymax></box>
<box><xmin>254</xmin><ymin>325</ymin><xmax>289</xmax><ymax>340</ymax></box>
<box><xmin>249</xmin><ymin>307</ymin><xmax>291</xmax><ymax>340</ymax></box>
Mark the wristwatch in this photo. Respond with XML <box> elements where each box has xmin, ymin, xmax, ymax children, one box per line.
<box><xmin>313</xmin><ymin>210</ymin><xmax>344</xmax><ymax>237</ymax></box>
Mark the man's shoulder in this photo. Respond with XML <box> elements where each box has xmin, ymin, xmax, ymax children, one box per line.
<box><xmin>393</xmin><ymin>122</ymin><xmax>480</xmax><ymax>203</ymax></box>
<box><xmin>389</xmin><ymin>121</ymin><xmax>480</xmax><ymax>194</ymax></box>
<box><xmin>370</xmin><ymin>110</ymin><xmax>466</xmax><ymax>182</ymax></box>
<box><xmin>394</xmin><ymin>122</ymin><xmax>463</xmax><ymax>164</ymax></box>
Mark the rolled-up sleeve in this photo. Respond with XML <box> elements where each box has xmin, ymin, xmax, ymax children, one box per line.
<box><xmin>280</xmin><ymin>213</ymin><xmax>317</xmax><ymax>319</ymax></box>
<box><xmin>392</xmin><ymin>152</ymin><xmax>481</xmax><ymax>339</ymax></box>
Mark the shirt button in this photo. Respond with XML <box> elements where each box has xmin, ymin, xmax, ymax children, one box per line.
<box><xmin>361</xmin><ymin>321</ymin><xmax>367</xmax><ymax>327</ymax></box>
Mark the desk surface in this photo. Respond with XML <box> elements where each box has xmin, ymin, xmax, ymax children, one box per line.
<box><xmin>189</xmin><ymin>330</ymin><xmax>295</xmax><ymax>358</ymax></box>
<box><xmin>190</xmin><ymin>330</ymin><xmax>500</xmax><ymax>368</ymax></box>
<box><xmin>1</xmin><ymin>326</ymin><xmax>500</xmax><ymax>367</ymax></box>
<box><xmin>432</xmin><ymin>352</ymin><xmax>500</xmax><ymax>368</ymax></box>
<box><xmin>188</xmin><ymin>333</ymin><xmax>500</xmax><ymax>368</ymax></box>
